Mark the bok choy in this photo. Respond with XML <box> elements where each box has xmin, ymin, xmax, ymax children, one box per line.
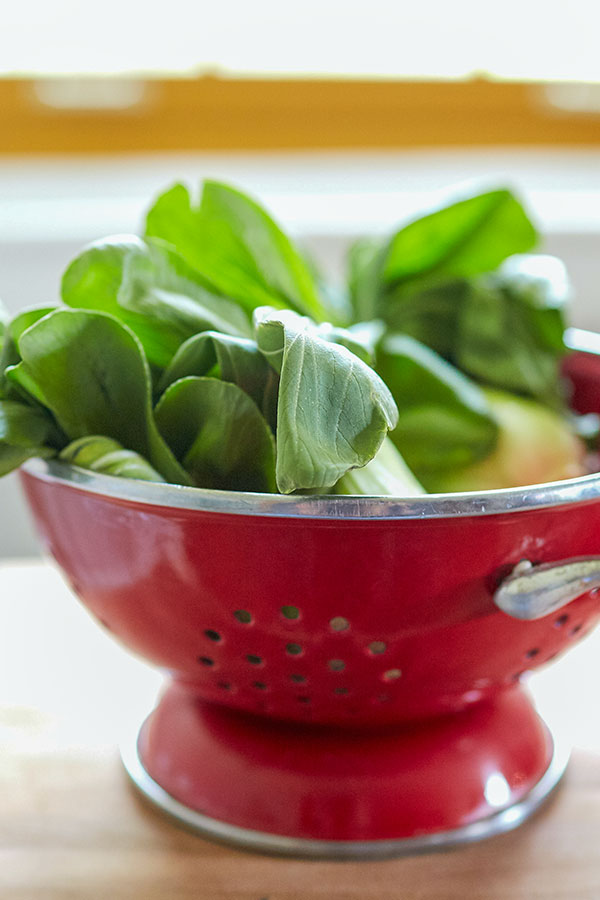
<box><xmin>0</xmin><ymin>181</ymin><xmax>587</xmax><ymax>495</ymax></box>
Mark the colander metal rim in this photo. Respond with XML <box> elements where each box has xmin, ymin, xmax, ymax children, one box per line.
<box><xmin>21</xmin><ymin>457</ymin><xmax>600</xmax><ymax>520</ymax></box>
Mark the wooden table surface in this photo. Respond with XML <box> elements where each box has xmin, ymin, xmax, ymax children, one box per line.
<box><xmin>2</xmin><ymin>560</ymin><xmax>600</xmax><ymax>900</ymax></box>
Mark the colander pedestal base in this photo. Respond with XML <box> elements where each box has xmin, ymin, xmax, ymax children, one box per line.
<box><xmin>122</xmin><ymin>683</ymin><xmax>568</xmax><ymax>859</ymax></box>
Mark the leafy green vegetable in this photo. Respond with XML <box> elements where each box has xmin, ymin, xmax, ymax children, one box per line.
<box><xmin>60</xmin><ymin>435</ymin><xmax>164</xmax><ymax>482</ymax></box>
<box><xmin>455</xmin><ymin>255</ymin><xmax>568</xmax><ymax>406</ymax></box>
<box><xmin>0</xmin><ymin>179</ymin><xmax>584</xmax><ymax>497</ymax></box>
<box><xmin>254</xmin><ymin>307</ymin><xmax>398</xmax><ymax>493</ymax></box>
<box><xmin>350</xmin><ymin>188</ymin><xmax>537</xmax><ymax>322</ymax></box>
<box><xmin>155</xmin><ymin>376</ymin><xmax>276</xmax><ymax>492</ymax></box>
<box><xmin>62</xmin><ymin>236</ymin><xmax>250</xmax><ymax>369</ymax></box>
<box><xmin>425</xmin><ymin>389</ymin><xmax>585</xmax><ymax>493</ymax></box>
<box><xmin>0</xmin><ymin>307</ymin><xmax>56</xmax><ymax>400</ymax></box>
<box><xmin>146</xmin><ymin>181</ymin><xmax>332</xmax><ymax>322</ymax></box>
<box><xmin>0</xmin><ymin>400</ymin><xmax>55</xmax><ymax>475</ymax></box>
<box><xmin>375</xmin><ymin>279</ymin><xmax>467</xmax><ymax>359</ymax></box>
<box><xmin>376</xmin><ymin>335</ymin><xmax>498</xmax><ymax>479</ymax></box>
<box><xmin>158</xmin><ymin>330</ymin><xmax>278</xmax><ymax>429</ymax></box>
<box><xmin>7</xmin><ymin>309</ymin><xmax>191</xmax><ymax>485</ymax></box>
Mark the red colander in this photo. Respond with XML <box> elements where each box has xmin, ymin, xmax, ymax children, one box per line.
<box><xmin>18</xmin><ymin>336</ymin><xmax>600</xmax><ymax>859</ymax></box>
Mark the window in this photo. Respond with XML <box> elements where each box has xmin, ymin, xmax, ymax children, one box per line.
<box><xmin>1</xmin><ymin>2</ymin><xmax>599</xmax><ymax>152</ymax></box>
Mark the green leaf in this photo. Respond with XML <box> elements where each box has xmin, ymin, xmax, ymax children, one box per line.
<box><xmin>159</xmin><ymin>330</ymin><xmax>279</xmax><ymax>431</ymax></box>
<box><xmin>0</xmin><ymin>307</ymin><xmax>56</xmax><ymax>400</ymax></box>
<box><xmin>377</xmin><ymin>335</ymin><xmax>498</xmax><ymax>477</ymax></box>
<box><xmin>60</xmin><ymin>435</ymin><xmax>165</xmax><ymax>482</ymax></box>
<box><xmin>145</xmin><ymin>181</ymin><xmax>331</xmax><ymax>321</ymax></box>
<box><xmin>379</xmin><ymin>280</ymin><xmax>467</xmax><ymax>359</ymax></box>
<box><xmin>61</xmin><ymin>236</ymin><xmax>250</xmax><ymax>369</ymax></box>
<box><xmin>254</xmin><ymin>307</ymin><xmax>398</xmax><ymax>494</ymax></box>
<box><xmin>350</xmin><ymin>188</ymin><xmax>537</xmax><ymax>321</ymax></box>
<box><xmin>384</xmin><ymin>189</ymin><xmax>537</xmax><ymax>285</ymax></box>
<box><xmin>310</xmin><ymin>320</ymin><xmax>382</xmax><ymax>366</ymax></box>
<box><xmin>8</xmin><ymin>309</ymin><xmax>191</xmax><ymax>485</ymax></box>
<box><xmin>455</xmin><ymin>255</ymin><xmax>568</xmax><ymax>407</ymax></box>
<box><xmin>0</xmin><ymin>399</ymin><xmax>54</xmax><ymax>475</ymax></box>
<box><xmin>155</xmin><ymin>376</ymin><xmax>276</xmax><ymax>492</ymax></box>
<box><xmin>424</xmin><ymin>389</ymin><xmax>585</xmax><ymax>493</ymax></box>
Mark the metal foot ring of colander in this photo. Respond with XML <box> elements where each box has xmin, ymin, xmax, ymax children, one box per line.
<box><xmin>120</xmin><ymin>728</ymin><xmax>570</xmax><ymax>860</ymax></box>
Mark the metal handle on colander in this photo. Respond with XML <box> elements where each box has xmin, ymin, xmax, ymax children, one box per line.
<box><xmin>494</xmin><ymin>557</ymin><xmax>600</xmax><ymax>620</ymax></box>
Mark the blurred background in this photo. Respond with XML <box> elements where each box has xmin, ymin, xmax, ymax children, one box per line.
<box><xmin>2</xmin><ymin>0</ymin><xmax>600</xmax><ymax>556</ymax></box>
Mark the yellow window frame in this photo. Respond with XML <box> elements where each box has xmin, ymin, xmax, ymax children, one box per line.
<box><xmin>1</xmin><ymin>76</ymin><xmax>599</xmax><ymax>154</ymax></box>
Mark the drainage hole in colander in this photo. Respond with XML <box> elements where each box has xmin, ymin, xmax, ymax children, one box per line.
<box><xmin>376</xmin><ymin>693</ymin><xmax>391</xmax><ymax>703</ymax></box>
<box><xmin>554</xmin><ymin>614</ymin><xmax>569</xmax><ymax>628</ymax></box>
<box><xmin>368</xmin><ymin>641</ymin><xmax>387</xmax><ymax>655</ymax></box>
<box><xmin>289</xmin><ymin>674</ymin><xmax>306</xmax><ymax>683</ymax></box>
<box><xmin>525</xmin><ymin>647</ymin><xmax>540</xmax><ymax>659</ymax></box>
<box><xmin>329</xmin><ymin>616</ymin><xmax>350</xmax><ymax>632</ymax></box>
<box><xmin>233</xmin><ymin>610</ymin><xmax>252</xmax><ymax>624</ymax></box>
<box><xmin>198</xmin><ymin>656</ymin><xmax>215</xmax><ymax>667</ymax></box>
<box><xmin>246</xmin><ymin>654</ymin><xmax>263</xmax><ymax>666</ymax></box>
<box><xmin>382</xmin><ymin>668</ymin><xmax>402</xmax><ymax>682</ymax></box>
<box><xmin>297</xmin><ymin>696</ymin><xmax>311</xmax><ymax>704</ymax></box>
<box><xmin>569</xmin><ymin>624</ymin><xmax>583</xmax><ymax>636</ymax></box>
<box><xmin>328</xmin><ymin>659</ymin><xmax>346</xmax><ymax>672</ymax></box>
<box><xmin>252</xmin><ymin>681</ymin><xmax>268</xmax><ymax>691</ymax></box>
<box><xmin>217</xmin><ymin>681</ymin><xmax>232</xmax><ymax>690</ymax></box>
<box><xmin>281</xmin><ymin>605</ymin><xmax>301</xmax><ymax>620</ymax></box>
<box><xmin>334</xmin><ymin>687</ymin><xmax>349</xmax><ymax>695</ymax></box>
<box><xmin>204</xmin><ymin>629</ymin><xmax>222</xmax><ymax>642</ymax></box>
<box><xmin>286</xmin><ymin>642</ymin><xmax>303</xmax><ymax>656</ymax></box>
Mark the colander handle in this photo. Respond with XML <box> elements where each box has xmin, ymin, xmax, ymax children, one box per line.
<box><xmin>493</xmin><ymin>556</ymin><xmax>600</xmax><ymax>620</ymax></box>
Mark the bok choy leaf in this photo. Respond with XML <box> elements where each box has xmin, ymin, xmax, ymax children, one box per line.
<box><xmin>155</xmin><ymin>376</ymin><xmax>276</xmax><ymax>492</ymax></box>
<box><xmin>254</xmin><ymin>307</ymin><xmax>399</xmax><ymax>493</ymax></box>
<box><xmin>7</xmin><ymin>309</ymin><xmax>191</xmax><ymax>485</ymax></box>
<box><xmin>145</xmin><ymin>181</ymin><xmax>333</xmax><ymax>322</ymax></box>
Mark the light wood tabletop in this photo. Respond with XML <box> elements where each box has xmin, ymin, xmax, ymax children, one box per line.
<box><xmin>2</xmin><ymin>560</ymin><xmax>600</xmax><ymax>900</ymax></box>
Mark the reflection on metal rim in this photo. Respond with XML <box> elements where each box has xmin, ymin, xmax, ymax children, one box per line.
<box><xmin>21</xmin><ymin>457</ymin><xmax>600</xmax><ymax>520</ymax></box>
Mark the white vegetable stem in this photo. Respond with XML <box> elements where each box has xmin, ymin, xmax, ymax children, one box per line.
<box><xmin>335</xmin><ymin>436</ymin><xmax>425</xmax><ymax>497</ymax></box>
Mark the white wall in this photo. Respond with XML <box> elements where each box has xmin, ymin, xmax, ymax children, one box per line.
<box><xmin>3</xmin><ymin>149</ymin><xmax>600</xmax><ymax>557</ymax></box>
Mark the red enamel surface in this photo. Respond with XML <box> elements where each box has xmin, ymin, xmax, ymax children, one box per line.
<box><xmin>139</xmin><ymin>683</ymin><xmax>552</xmax><ymax>840</ymax></box>
<box><xmin>20</xmin><ymin>473</ymin><xmax>600</xmax><ymax>724</ymax></box>
<box><xmin>17</xmin><ymin>348</ymin><xmax>600</xmax><ymax>841</ymax></box>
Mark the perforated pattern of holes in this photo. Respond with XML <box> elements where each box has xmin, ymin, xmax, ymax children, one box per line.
<box><xmin>197</xmin><ymin>609</ymin><xmax>412</xmax><ymax>713</ymax></box>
